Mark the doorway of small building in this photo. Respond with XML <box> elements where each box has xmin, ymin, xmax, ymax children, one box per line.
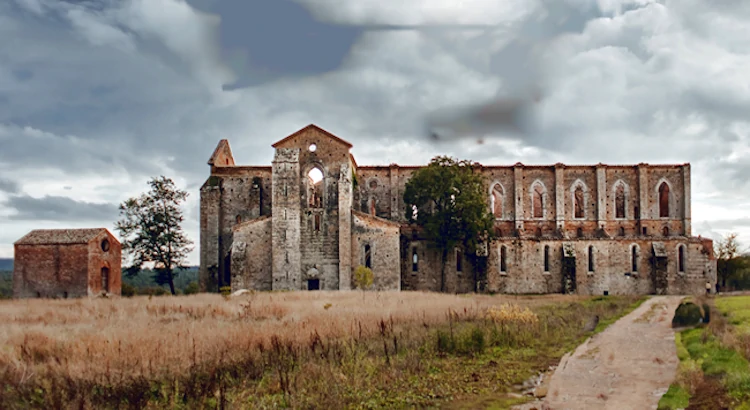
<box><xmin>307</xmin><ymin>279</ymin><xmax>320</xmax><ymax>290</ymax></box>
<box><xmin>101</xmin><ymin>267</ymin><xmax>110</xmax><ymax>293</ymax></box>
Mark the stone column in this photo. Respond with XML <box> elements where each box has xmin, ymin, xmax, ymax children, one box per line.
<box><xmin>338</xmin><ymin>162</ymin><xmax>353</xmax><ymax>290</ymax></box>
<box><xmin>271</xmin><ymin>148</ymin><xmax>301</xmax><ymax>290</ymax></box>
<box><xmin>389</xmin><ymin>164</ymin><xmax>400</xmax><ymax>220</ymax></box>
<box><xmin>683</xmin><ymin>163</ymin><xmax>691</xmax><ymax>236</ymax></box>
<box><xmin>596</xmin><ymin>164</ymin><xmax>606</xmax><ymax>229</ymax></box>
<box><xmin>555</xmin><ymin>163</ymin><xmax>565</xmax><ymax>230</ymax></box>
<box><xmin>199</xmin><ymin>183</ymin><xmax>221</xmax><ymax>292</ymax></box>
<box><xmin>514</xmin><ymin>163</ymin><xmax>523</xmax><ymax>233</ymax></box>
<box><xmin>637</xmin><ymin>163</ymin><xmax>649</xmax><ymax>234</ymax></box>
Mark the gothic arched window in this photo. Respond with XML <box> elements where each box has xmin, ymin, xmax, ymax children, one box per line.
<box><xmin>574</xmin><ymin>185</ymin><xmax>584</xmax><ymax>218</ymax></box>
<box><xmin>532</xmin><ymin>182</ymin><xmax>545</xmax><ymax>218</ymax></box>
<box><xmin>491</xmin><ymin>184</ymin><xmax>504</xmax><ymax>218</ymax></box>
<box><xmin>308</xmin><ymin>167</ymin><xmax>324</xmax><ymax>208</ymax></box>
<box><xmin>615</xmin><ymin>182</ymin><xmax>626</xmax><ymax>219</ymax></box>
<box><xmin>659</xmin><ymin>182</ymin><xmax>670</xmax><ymax>218</ymax></box>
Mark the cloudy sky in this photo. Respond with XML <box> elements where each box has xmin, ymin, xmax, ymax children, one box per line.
<box><xmin>2</xmin><ymin>0</ymin><xmax>749</xmax><ymax>264</ymax></box>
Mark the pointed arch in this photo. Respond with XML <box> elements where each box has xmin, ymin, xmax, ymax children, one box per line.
<box><xmin>531</xmin><ymin>180</ymin><xmax>547</xmax><ymax>219</ymax></box>
<box><xmin>570</xmin><ymin>179</ymin><xmax>588</xmax><ymax>219</ymax></box>
<box><xmin>489</xmin><ymin>182</ymin><xmax>505</xmax><ymax>219</ymax></box>
<box><xmin>588</xmin><ymin>245</ymin><xmax>595</xmax><ymax>273</ymax></box>
<box><xmin>631</xmin><ymin>244</ymin><xmax>639</xmax><ymax>272</ymax></box>
<box><xmin>306</xmin><ymin>165</ymin><xmax>325</xmax><ymax>208</ymax></box>
<box><xmin>656</xmin><ymin>178</ymin><xmax>672</xmax><ymax>218</ymax></box>
<box><xmin>613</xmin><ymin>180</ymin><xmax>629</xmax><ymax>219</ymax></box>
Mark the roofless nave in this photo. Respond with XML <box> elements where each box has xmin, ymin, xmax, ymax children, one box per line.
<box><xmin>199</xmin><ymin>124</ymin><xmax>716</xmax><ymax>295</ymax></box>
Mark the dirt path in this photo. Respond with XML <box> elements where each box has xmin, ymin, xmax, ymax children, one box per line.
<box><xmin>516</xmin><ymin>296</ymin><xmax>683</xmax><ymax>410</ymax></box>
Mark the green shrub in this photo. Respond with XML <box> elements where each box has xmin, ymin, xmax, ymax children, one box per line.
<box><xmin>672</xmin><ymin>302</ymin><xmax>703</xmax><ymax>328</ymax></box>
<box><xmin>465</xmin><ymin>327</ymin><xmax>486</xmax><ymax>355</ymax></box>
<box><xmin>121</xmin><ymin>283</ymin><xmax>136</xmax><ymax>297</ymax></box>
<box><xmin>184</xmin><ymin>281</ymin><xmax>200</xmax><ymax>295</ymax></box>
<box><xmin>353</xmin><ymin>266</ymin><xmax>374</xmax><ymax>290</ymax></box>
<box><xmin>220</xmin><ymin>286</ymin><xmax>232</xmax><ymax>296</ymax></box>
<box><xmin>435</xmin><ymin>326</ymin><xmax>486</xmax><ymax>356</ymax></box>
<box><xmin>436</xmin><ymin>330</ymin><xmax>455</xmax><ymax>354</ymax></box>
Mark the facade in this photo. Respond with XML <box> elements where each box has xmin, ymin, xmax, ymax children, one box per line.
<box><xmin>200</xmin><ymin>124</ymin><xmax>716</xmax><ymax>295</ymax></box>
<box><xmin>13</xmin><ymin>228</ymin><xmax>122</xmax><ymax>298</ymax></box>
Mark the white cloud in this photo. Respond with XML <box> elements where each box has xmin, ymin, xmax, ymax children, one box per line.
<box><xmin>296</xmin><ymin>0</ymin><xmax>530</xmax><ymax>25</ymax></box>
<box><xmin>65</xmin><ymin>8</ymin><xmax>137</xmax><ymax>52</ymax></box>
<box><xmin>115</xmin><ymin>0</ymin><xmax>236</xmax><ymax>90</ymax></box>
<box><xmin>13</xmin><ymin>0</ymin><xmax>46</xmax><ymax>16</ymax></box>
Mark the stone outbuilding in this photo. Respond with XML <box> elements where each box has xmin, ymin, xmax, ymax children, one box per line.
<box><xmin>13</xmin><ymin>228</ymin><xmax>122</xmax><ymax>298</ymax></box>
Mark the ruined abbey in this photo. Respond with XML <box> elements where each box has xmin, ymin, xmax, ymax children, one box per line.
<box><xmin>199</xmin><ymin>124</ymin><xmax>716</xmax><ymax>295</ymax></box>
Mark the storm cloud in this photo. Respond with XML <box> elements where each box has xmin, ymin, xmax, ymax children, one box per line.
<box><xmin>1</xmin><ymin>0</ymin><xmax>749</xmax><ymax>261</ymax></box>
<box><xmin>4</xmin><ymin>195</ymin><xmax>118</xmax><ymax>222</ymax></box>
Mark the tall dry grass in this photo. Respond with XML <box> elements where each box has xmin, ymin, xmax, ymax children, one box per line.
<box><xmin>0</xmin><ymin>292</ymin><xmax>576</xmax><ymax>381</ymax></box>
<box><xmin>0</xmin><ymin>291</ymin><xmax>603</xmax><ymax>408</ymax></box>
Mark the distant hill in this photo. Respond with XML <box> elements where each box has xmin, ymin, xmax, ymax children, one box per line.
<box><xmin>0</xmin><ymin>258</ymin><xmax>12</xmax><ymax>271</ymax></box>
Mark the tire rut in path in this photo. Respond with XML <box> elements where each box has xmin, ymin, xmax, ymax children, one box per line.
<box><xmin>516</xmin><ymin>296</ymin><xmax>683</xmax><ymax>410</ymax></box>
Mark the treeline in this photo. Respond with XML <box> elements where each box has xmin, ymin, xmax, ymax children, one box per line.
<box><xmin>718</xmin><ymin>255</ymin><xmax>750</xmax><ymax>291</ymax></box>
<box><xmin>715</xmin><ymin>233</ymin><xmax>750</xmax><ymax>292</ymax></box>
<box><xmin>0</xmin><ymin>270</ymin><xmax>11</xmax><ymax>299</ymax></box>
<box><xmin>0</xmin><ymin>268</ymin><xmax>201</xmax><ymax>299</ymax></box>
<box><xmin>122</xmin><ymin>267</ymin><xmax>200</xmax><ymax>296</ymax></box>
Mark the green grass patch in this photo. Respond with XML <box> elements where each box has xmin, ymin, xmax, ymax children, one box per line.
<box><xmin>660</xmin><ymin>296</ymin><xmax>750</xmax><ymax>409</ymax></box>
<box><xmin>658</xmin><ymin>385</ymin><xmax>690</xmax><ymax>410</ymax></box>
<box><xmin>716</xmin><ymin>296</ymin><xmax>750</xmax><ymax>335</ymax></box>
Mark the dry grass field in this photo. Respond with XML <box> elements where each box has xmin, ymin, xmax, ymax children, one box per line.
<box><xmin>0</xmin><ymin>291</ymin><xmax>641</xmax><ymax>409</ymax></box>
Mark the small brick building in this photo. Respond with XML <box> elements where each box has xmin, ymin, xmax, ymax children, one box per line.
<box><xmin>13</xmin><ymin>228</ymin><xmax>122</xmax><ymax>298</ymax></box>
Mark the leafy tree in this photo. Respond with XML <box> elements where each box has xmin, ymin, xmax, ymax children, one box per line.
<box><xmin>353</xmin><ymin>265</ymin><xmax>374</xmax><ymax>290</ymax></box>
<box><xmin>403</xmin><ymin>156</ymin><xmax>495</xmax><ymax>292</ymax></box>
<box><xmin>115</xmin><ymin>176</ymin><xmax>194</xmax><ymax>295</ymax></box>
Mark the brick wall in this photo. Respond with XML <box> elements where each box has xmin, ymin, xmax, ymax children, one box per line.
<box><xmin>13</xmin><ymin>233</ymin><xmax>122</xmax><ymax>298</ymax></box>
<box><xmin>87</xmin><ymin>232</ymin><xmax>122</xmax><ymax>296</ymax></box>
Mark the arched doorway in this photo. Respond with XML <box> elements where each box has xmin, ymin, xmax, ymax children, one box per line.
<box><xmin>101</xmin><ymin>266</ymin><xmax>110</xmax><ymax>293</ymax></box>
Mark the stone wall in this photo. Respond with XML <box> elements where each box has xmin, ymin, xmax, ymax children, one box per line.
<box><xmin>199</xmin><ymin>167</ymin><xmax>272</xmax><ymax>292</ymax></box>
<box><xmin>231</xmin><ymin>217</ymin><xmax>272</xmax><ymax>291</ymax></box>
<box><xmin>351</xmin><ymin>211</ymin><xmax>400</xmax><ymax>291</ymax></box>
<box><xmin>400</xmin><ymin>227</ymin><xmax>479</xmax><ymax>294</ymax></box>
<box><xmin>485</xmin><ymin>237</ymin><xmax>715</xmax><ymax>295</ymax></box>
<box><xmin>199</xmin><ymin>124</ymin><xmax>711</xmax><ymax>296</ymax></box>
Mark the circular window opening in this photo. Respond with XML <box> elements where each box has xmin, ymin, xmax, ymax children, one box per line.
<box><xmin>101</xmin><ymin>239</ymin><xmax>110</xmax><ymax>252</ymax></box>
<box><xmin>309</xmin><ymin>143</ymin><xmax>317</xmax><ymax>152</ymax></box>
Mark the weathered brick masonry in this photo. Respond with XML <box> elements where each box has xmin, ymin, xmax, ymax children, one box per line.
<box><xmin>200</xmin><ymin>124</ymin><xmax>716</xmax><ymax>295</ymax></box>
<box><xmin>13</xmin><ymin>228</ymin><xmax>122</xmax><ymax>298</ymax></box>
